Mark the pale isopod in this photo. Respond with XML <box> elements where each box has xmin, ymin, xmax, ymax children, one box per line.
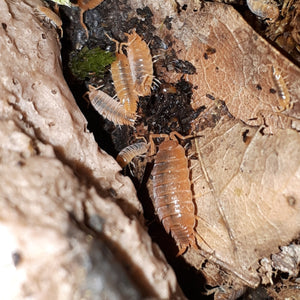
<box><xmin>116</xmin><ymin>141</ymin><xmax>149</xmax><ymax>168</ymax></box>
<box><xmin>247</xmin><ymin>0</ymin><xmax>279</xmax><ymax>22</ymax></box>
<box><xmin>272</xmin><ymin>66</ymin><xmax>292</xmax><ymax>112</ymax></box>
<box><xmin>125</xmin><ymin>30</ymin><xmax>154</xmax><ymax>96</ymax></box>
<box><xmin>87</xmin><ymin>86</ymin><xmax>135</xmax><ymax>126</ymax></box>
<box><xmin>37</xmin><ymin>6</ymin><xmax>63</xmax><ymax>37</ymax></box>
<box><xmin>150</xmin><ymin>132</ymin><xmax>200</xmax><ymax>255</ymax></box>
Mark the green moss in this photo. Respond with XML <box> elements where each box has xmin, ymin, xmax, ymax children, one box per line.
<box><xmin>69</xmin><ymin>47</ymin><xmax>115</xmax><ymax>80</ymax></box>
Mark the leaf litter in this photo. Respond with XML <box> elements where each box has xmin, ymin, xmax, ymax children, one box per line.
<box><xmin>127</xmin><ymin>0</ymin><xmax>300</xmax><ymax>295</ymax></box>
<box><xmin>59</xmin><ymin>0</ymin><xmax>300</xmax><ymax>298</ymax></box>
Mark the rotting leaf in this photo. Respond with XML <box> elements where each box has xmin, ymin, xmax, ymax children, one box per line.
<box><xmin>112</xmin><ymin>0</ymin><xmax>300</xmax><ymax>294</ymax></box>
<box><xmin>186</xmin><ymin>116</ymin><xmax>300</xmax><ymax>288</ymax></box>
<box><xmin>152</xmin><ymin>2</ymin><xmax>300</xmax><ymax>133</ymax></box>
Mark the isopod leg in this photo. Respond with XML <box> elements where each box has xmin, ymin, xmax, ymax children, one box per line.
<box><xmin>80</xmin><ymin>10</ymin><xmax>89</xmax><ymax>38</ymax></box>
<box><xmin>137</xmin><ymin>74</ymin><xmax>155</xmax><ymax>93</ymax></box>
<box><xmin>148</xmin><ymin>133</ymin><xmax>170</xmax><ymax>156</ymax></box>
<box><xmin>169</xmin><ymin>131</ymin><xmax>194</xmax><ymax>142</ymax></box>
<box><xmin>105</xmin><ymin>33</ymin><xmax>122</xmax><ymax>53</ymax></box>
<box><xmin>176</xmin><ymin>246</ymin><xmax>188</xmax><ymax>257</ymax></box>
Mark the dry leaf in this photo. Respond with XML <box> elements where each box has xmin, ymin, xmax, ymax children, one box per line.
<box><xmin>91</xmin><ymin>0</ymin><xmax>300</xmax><ymax>294</ymax></box>
<box><xmin>121</xmin><ymin>0</ymin><xmax>300</xmax><ymax>290</ymax></box>
<box><xmin>148</xmin><ymin>1</ymin><xmax>300</xmax><ymax>133</ymax></box>
<box><xmin>185</xmin><ymin>116</ymin><xmax>300</xmax><ymax>287</ymax></box>
<box><xmin>33</xmin><ymin>0</ymin><xmax>300</xmax><ymax>297</ymax></box>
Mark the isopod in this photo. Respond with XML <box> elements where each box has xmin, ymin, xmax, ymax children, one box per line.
<box><xmin>246</xmin><ymin>0</ymin><xmax>279</xmax><ymax>22</ymax></box>
<box><xmin>116</xmin><ymin>141</ymin><xmax>149</xmax><ymax>168</ymax></box>
<box><xmin>272</xmin><ymin>66</ymin><xmax>292</xmax><ymax>112</ymax></box>
<box><xmin>107</xmin><ymin>34</ymin><xmax>140</xmax><ymax>116</ymax></box>
<box><xmin>37</xmin><ymin>6</ymin><xmax>63</xmax><ymax>37</ymax></box>
<box><xmin>149</xmin><ymin>132</ymin><xmax>199</xmax><ymax>255</ymax></box>
<box><xmin>125</xmin><ymin>30</ymin><xmax>154</xmax><ymax>96</ymax></box>
<box><xmin>87</xmin><ymin>86</ymin><xmax>135</xmax><ymax>126</ymax></box>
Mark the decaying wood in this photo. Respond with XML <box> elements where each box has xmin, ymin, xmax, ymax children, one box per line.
<box><xmin>0</xmin><ymin>0</ymin><xmax>185</xmax><ymax>299</ymax></box>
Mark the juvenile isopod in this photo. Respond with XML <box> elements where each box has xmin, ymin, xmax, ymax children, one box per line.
<box><xmin>106</xmin><ymin>34</ymin><xmax>140</xmax><ymax>116</ymax></box>
<box><xmin>246</xmin><ymin>0</ymin><xmax>279</xmax><ymax>22</ymax></box>
<box><xmin>87</xmin><ymin>86</ymin><xmax>136</xmax><ymax>126</ymax></box>
<box><xmin>37</xmin><ymin>6</ymin><xmax>63</xmax><ymax>37</ymax></box>
<box><xmin>116</xmin><ymin>141</ymin><xmax>149</xmax><ymax>168</ymax></box>
<box><xmin>272</xmin><ymin>66</ymin><xmax>292</xmax><ymax>112</ymax></box>
<box><xmin>125</xmin><ymin>30</ymin><xmax>154</xmax><ymax>96</ymax></box>
<box><xmin>149</xmin><ymin>132</ymin><xmax>201</xmax><ymax>255</ymax></box>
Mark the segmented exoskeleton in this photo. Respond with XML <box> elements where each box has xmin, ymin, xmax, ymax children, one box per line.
<box><xmin>116</xmin><ymin>141</ymin><xmax>149</xmax><ymax>167</ymax></box>
<box><xmin>106</xmin><ymin>34</ymin><xmax>140</xmax><ymax>116</ymax></box>
<box><xmin>246</xmin><ymin>0</ymin><xmax>279</xmax><ymax>22</ymax></box>
<box><xmin>125</xmin><ymin>30</ymin><xmax>154</xmax><ymax>96</ymax></box>
<box><xmin>111</xmin><ymin>51</ymin><xmax>140</xmax><ymax>116</ymax></box>
<box><xmin>272</xmin><ymin>66</ymin><xmax>292</xmax><ymax>112</ymax></box>
<box><xmin>149</xmin><ymin>132</ymin><xmax>198</xmax><ymax>255</ymax></box>
<box><xmin>87</xmin><ymin>86</ymin><xmax>135</xmax><ymax>126</ymax></box>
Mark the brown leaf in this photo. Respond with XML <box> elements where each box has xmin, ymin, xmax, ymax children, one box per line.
<box><xmin>127</xmin><ymin>0</ymin><xmax>300</xmax><ymax>292</ymax></box>
<box><xmin>186</xmin><ymin>116</ymin><xmax>300</xmax><ymax>287</ymax></box>
<box><xmin>151</xmin><ymin>2</ymin><xmax>300</xmax><ymax>133</ymax></box>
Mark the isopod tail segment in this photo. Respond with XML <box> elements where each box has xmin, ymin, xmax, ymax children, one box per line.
<box><xmin>149</xmin><ymin>132</ymin><xmax>211</xmax><ymax>256</ymax></box>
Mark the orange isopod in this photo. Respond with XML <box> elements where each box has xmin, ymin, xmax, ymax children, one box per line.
<box><xmin>111</xmin><ymin>52</ymin><xmax>139</xmax><ymax>116</ymax></box>
<box><xmin>87</xmin><ymin>86</ymin><xmax>135</xmax><ymax>126</ymax></box>
<box><xmin>150</xmin><ymin>132</ymin><xmax>198</xmax><ymax>255</ymax></box>
<box><xmin>125</xmin><ymin>30</ymin><xmax>154</xmax><ymax>96</ymax></box>
<box><xmin>107</xmin><ymin>34</ymin><xmax>140</xmax><ymax>116</ymax></box>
